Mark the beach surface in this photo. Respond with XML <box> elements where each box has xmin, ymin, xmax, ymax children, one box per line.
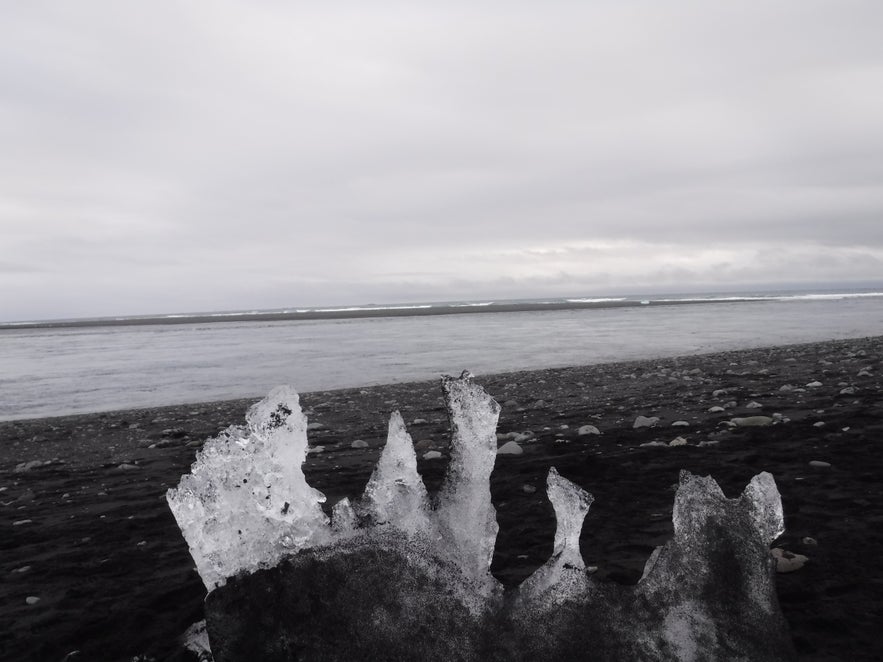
<box><xmin>2</xmin><ymin>336</ymin><xmax>882</xmax><ymax>661</ymax></box>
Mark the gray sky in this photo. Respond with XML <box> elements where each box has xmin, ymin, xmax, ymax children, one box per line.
<box><xmin>2</xmin><ymin>1</ymin><xmax>882</xmax><ymax>322</ymax></box>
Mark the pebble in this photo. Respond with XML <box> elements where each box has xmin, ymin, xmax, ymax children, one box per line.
<box><xmin>577</xmin><ymin>425</ymin><xmax>601</xmax><ymax>436</ymax></box>
<box><xmin>115</xmin><ymin>463</ymin><xmax>140</xmax><ymax>471</ymax></box>
<box><xmin>422</xmin><ymin>451</ymin><xmax>443</xmax><ymax>460</ymax></box>
<box><xmin>669</xmin><ymin>436</ymin><xmax>688</xmax><ymax>447</ymax></box>
<box><xmin>698</xmin><ymin>440</ymin><xmax>720</xmax><ymax>447</ymax></box>
<box><xmin>809</xmin><ymin>460</ymin><xmax>831</xmax><ymax>468</ymax></box>
<box><xmin>671</xmin><ymin>421</ymin><xmax>689</xmax><ymax>427</ymax></box>
<box><xmin>771</xmin><ymin>548</ymin><xmax>808</xmax><ymax>573</ymax></box>
<box><xmin>707</xmin><ymin>406</ymin><xmax>725</xmax><ymax>413</ymax></box>
<box><xmin>813</xmin><ymin>421</ymin><xmax>825</xmax><ymax>428</ymax></box>
<box><xmin>25</xmin><ymin>596</ymin><xmax>40</xmax><ymax>605</ymax></box>
<box><xmin>639</xmin><ymin>441</ymin><xmax>668</xmax><ymax>448</ymax></box>
<box><xmin>633</xmin><ymin>416</ymin><xmax>660</xmax><ymax>429</ymax></box>
<box><xmin>350</xmin><ymin>440</ymin><xmax>369</xmax><ymax>449</ymax></box>
<box><xmin>839</xmin><ymin>387</ymin><xmax>857</xmax><ymax>395</ymax></box>
<box><xmin>412</xmin><ymin>418</ymin><xmax>428</xmax><ymax>425</ymax></box>
<box><xmin>497</xmin><ymin>441</ymin><xmax>524</xmax><ymax>455</ymax></box>
<box><xmin>806</xmin><ymin>381</ymin><xmax>823</xmax><ymax>388</ymax></box>
<box><xmin>729</xmin><ymin>416</ymin><xmax>774</xmax><ymax>427</ymax></box>
<box><xmin>745</xmin><ymin>401</ymin><xmax>763</xmax><ymax>409</ymax></box>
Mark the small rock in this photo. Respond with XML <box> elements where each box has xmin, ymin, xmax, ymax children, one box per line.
<box><xmin>812</xmin><ymin>421</ymin><xmax>825</xmax><ymax>428</ymax></box>
<box><xmin>522</xmin><ymin>484</ymin><xmax>537</xmax><ymax>494</ymax></box>
<box><xmin>577</xmin><ymin>425</ymin><xmax>601</xmax><ymax>436</ymax></box>
<box><xmin>857</xmin><ymin>369</ymin><xmax>872</xmax><ymax>377</ymax></box>
<box><xmin>697</xmin><ymin>440</ymin><xmax>720</xmax><ymax>447</ymax></box>
<box><xmin>639</xmin><ymin>441</ymin><xmax>668</xmax><ymax>447</ymax></box>
<box><xmin>771</xmin><ymin>548</ymin><xmax>808</xmax><ymax>573</ymax></box>
<box><xmin>801</xmin><ymin>537</ymin><xmax>818</xmax><ymax>546</ymax></box>
<box><xmin>745</xmin><ymin>401</ymin><xmax>763</xmax><ymax>409</ymax></box>
<box><xmin>422</xmin><ymin>450</ymin><xmax>443</xmax><ymax>460</ymax></box>
<box><xmin>115</xmin><ymin>463</ymin><xmax>140</xmax><ymax>471</ymax></box>
<box><xmin>669</xmin><ymin>436</ymin><xmax>688</xmax><ymax>447</ymax></box>
<box><xmin>730</xmin><ymin>416</ymin><xmax>774</xmax><ymax>427</ymax></box>
<box><xmin>633</xmin><ymin>416</ymin><xmax>660</xmax><ymax>429</ymax></box>
<box><xmin>712</xmin><ymin>389</ymin><xmax>730</xmax><ymax>398</ymax></box>
<box><xmin>412</xmin><ymin>418</ymin><xmax>428</xmax><ymax>425</ymax></box>
<box><xmin>671</xmin><ymin>421</ymin><xmax>690</xmax><ymax>427</ymax></box>
<box><xmin>707</xmin><ymin>406</ymin><xmax>725</xmax><ymax>413</ymax></box>
<box><xmin>497</xmin><ymin>441</ymin><xmax>523</xmax><ymax>455</ymax></box>
<box><xmin>778</xmin><ymin>384</ymin><xmax>794</xmax><ymax>392</ymax></box>
<box><xmin>806</xmin><ymin>381</ymin><xmax>823</xmax><ymax>388</ymax></box>
<box><xmin>808</xmin><ymin>460</ymin><xmax>831</xmax><ymax>468</ymax></box>
<box><xmin>839</xmin><ymin>387</ymin><xmax>857</xmax><ymax>395</ymax></box>
<box><xmin>351</xmin><ymin>440</ymin><xmax>369</xmax><ymax>449</ymax></box>
<box><xmin>15</xmin><ymin>460</ymin><xmax>45</xmax><ymax>473</ymax></box>
<box><xmin>25</xmin><ymin>596</ymin><xmax>40</xmax><ymax>605</ymax></box>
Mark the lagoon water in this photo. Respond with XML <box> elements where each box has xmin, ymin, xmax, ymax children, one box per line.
<box><xmin>2</xmin><ymin>292</ymin><xmax>882</xmax><ymax>420</ymax></box>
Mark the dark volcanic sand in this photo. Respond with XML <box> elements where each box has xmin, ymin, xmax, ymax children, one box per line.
<box><xmin>2</xmin><ymin>337</ymin><xmax>882</xmax><ymax>662</ymax></box>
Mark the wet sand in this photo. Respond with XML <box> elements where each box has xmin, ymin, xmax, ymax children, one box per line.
<box><xmin>2</xmin><ymin>336</ymin><xmax>882</xmax><ymax>661</ymax></box>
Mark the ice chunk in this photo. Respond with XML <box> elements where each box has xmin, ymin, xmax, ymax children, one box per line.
<box><xmin>433</xmin><ymin>372</ymin><xmax>501</xmax><ymax>587</ymax></box>
<box><xmin>358</xmin><ymin>411</ymin><xmax>430</xmax><ymax>534</ymax></box>
<box><xmin>519</xmin><ymin>467</ymin><xmax>593</xmax><ymax>603</ymax></box>
<box><xmin>166</xmin><ymin>386</ymin><xmax>330</xmax><ymax>590</ymax></box>
<box><xmin>331</xmin><ymin>497</ymin><xmax>356</xmax><ymax>535</ymax></box>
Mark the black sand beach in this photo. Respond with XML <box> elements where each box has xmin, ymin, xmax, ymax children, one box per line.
<box><xmin>2</xmin><ymin>336</ymin><xmax>882</xmax><ymax>661</ymax></box>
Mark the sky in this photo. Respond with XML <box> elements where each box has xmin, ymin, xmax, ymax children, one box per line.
<box><xmin>2</xmin><ymin>1</ymin><xmax>882</xmax><ymax>322</ymax></box>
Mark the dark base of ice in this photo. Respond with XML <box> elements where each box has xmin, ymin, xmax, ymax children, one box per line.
<box><xmin>205</xmin><ymin>531</ymin><xmax>797</xmax><ymax>662</ymax></box>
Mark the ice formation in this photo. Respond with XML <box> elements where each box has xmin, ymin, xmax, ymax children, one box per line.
<box><xmin>169</xmin><ymin>374</ymin><xmax>796</xmax><ymax>661</ymax></box>
<box><xmin>166</xmin><ymin>385</ymin><xmax>330</xmax><ymax>589</ymax></box>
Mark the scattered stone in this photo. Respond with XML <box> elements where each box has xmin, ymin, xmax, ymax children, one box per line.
<box><xmin>497</xmin><ymin>441</ymin><xmax>524</xmax><ymax>455</ymax></box>
<box><xmin>577</xmin><ymin>425</ymin><xmax>600</xmax><ymax>436</ymax></box>
<box><xmin>698</xmin><ymin>440</ymin><xmax>720</xmax><ymax>447</ymax></box>
<box><xmin>671</xmin><ymin>420</ymin><xmax>690</xmax><ymax>427</ymax></box>
<box><xmin>730</xmin><ymin>416</ymin><xmax>774</xmax><ymax>427</ymax></box>
<box><xmin>745</xmin><ymin>401</ymin><xmax>763</xmax><ymax>409</ymax></box>
<box><xmin>712</xmin><ymin>389</ymin><xmax>730</xmax><ymax>398</ymax></box>
<box><xmin>813</xmin><ymin>422</ymin><xmax>825</xmax><ymax>428</ymax></box>
<box><xmin>809</xmin><ymin>460</ymin><xmax>831</xmax><ymax>468</ymax></box>
<box><xmin>422</xmin><ymin>450</ymin><xmax>443</xmax><ymax>460</ymax></box>
<box><xmin>771</xmin><ymin>548</ymin><xmax>808</xmax><ymax>573</ymax></box>
<box><xmin>708</xmin><ymin>406</ymin><xmax>725</xmax><ymax>413</ymax></box>
<box><xmin>639</xmin><ymin>441</ymin><xmax>668</xmax><ymax>447</ymax></box>
<box><xmin>806</xmin><ymin>381</ymin><xmax>823</xmax><ymax>388</ymax></box>
<box><xmin>115</xmin><ymin>463</ymin><xmax>140</xmax><ymax>471</ymax></box>
<box><xmin>668</xmin><ymin>436</ymin><xmax>688</xmax><ymax>447</ymax></box>
<box><xmin>778</xmin><ymin>384</ymin><xmax>794</xmax><ymax>392</ymax></box>
<box><xmin>25</xmin><ymin>596</ymin><xmax>40</xmax><ymax>606</ymax></box>
<box><xmin>839</xmin><ymin>387</ymin><xmax>857</xmax><ymax>395</ymax></box>
<box><xmin>351</xmin><ymin>440</ymin><xmax>369</xmax><ymax>449</ymax></box>
<box><xmin>633</xmin><ymin>416</ymin><xmax>660</xmax><ymax>429</ymax></box>
<box><xmin>857</xmin><ymin>369</ymin><xmax>872</xmax><ymax>377</ymax></box>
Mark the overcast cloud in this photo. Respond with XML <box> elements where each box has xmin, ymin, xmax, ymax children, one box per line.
<box><xmin>2</xmin><ymin>1</ymin><xmax>882</xmax><ymax>321</ymax></box>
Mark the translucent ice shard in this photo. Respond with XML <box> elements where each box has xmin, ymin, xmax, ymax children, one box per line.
<box><xmin>358</xmin><ymin>410</ymin><xmax>430</xmax><ymax>534</ymax></box>
<box><xmin>166</xmin><ymin>386</ymin><xmax>330</xmax><ymax>590</ymax></box>
<box><xmin>519</xmin><ymin>467</ymin><xmax>594</xmax><ymax>603</ymax></box>
<box><xmin>433</xmin><ymin>372</ymin><xmax>501</xmax><ymax>588</ymax></box>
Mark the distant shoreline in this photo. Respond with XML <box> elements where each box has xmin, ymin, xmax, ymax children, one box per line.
<box><xmin>0</xmin><ymin>297</ymin><xmax>774</xmax><ymax>330</ymax></box>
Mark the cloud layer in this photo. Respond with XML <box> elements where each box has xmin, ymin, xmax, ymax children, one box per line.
<box><xmin>2</xmin><ymin>2</ymin><xmax>882</xmax><ymax>320</ymax></box>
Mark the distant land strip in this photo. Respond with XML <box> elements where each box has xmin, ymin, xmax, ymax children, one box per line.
<box><xmin>0</xmin><ymin>297</ymin><xmax>766</xmax><ymax>330</ymax></box>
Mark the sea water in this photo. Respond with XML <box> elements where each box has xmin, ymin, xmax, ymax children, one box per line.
<box><xmin>1</xmin><ymin>290</ymin><xmax>881</xmax><ymax>420</ymax></box>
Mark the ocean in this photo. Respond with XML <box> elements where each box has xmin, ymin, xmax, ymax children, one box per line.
<box><xmin>1</xmin><ymin>289</ymin><xmax>881</xmax><ymax>421</ymax></box>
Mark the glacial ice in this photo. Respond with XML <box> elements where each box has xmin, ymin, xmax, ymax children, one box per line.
<box><xmin>166</xmin><ymin>385</ymin><xmax>330</xmax><ymax>590</ymax></box>
<box><xmin>169</xmin><ymin>374</ymin><xmax>796</xmax><ymax>661</ymax></box>
<box><xmin>356</xmin><ymin>410</ymin><xmax>430</xmax><ymax>535</ymax></box>
<box><xmin>518</xmin><ymin>467</ymin><xmax>594</xmax><ymax>604</ymax></box>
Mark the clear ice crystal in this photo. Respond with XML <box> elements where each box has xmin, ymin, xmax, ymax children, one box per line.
<box><xmin>358</xmin><ymin>411</ymin><xmax>430</xmax><ymax>534</ymax></box>
<box><xmin>519</xmin><ymin>467</ymin><xmax>593</xmax><ymax>602</ymax></box>
<box><xmin>433</xmin><ymin>372</ymin><xmax>502</xmax><ymax>586</ymax></box>
<box><xmin>166</xmin><ymin>386</ymin><xmax>330</xmax><ymax>589</ymax></box>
